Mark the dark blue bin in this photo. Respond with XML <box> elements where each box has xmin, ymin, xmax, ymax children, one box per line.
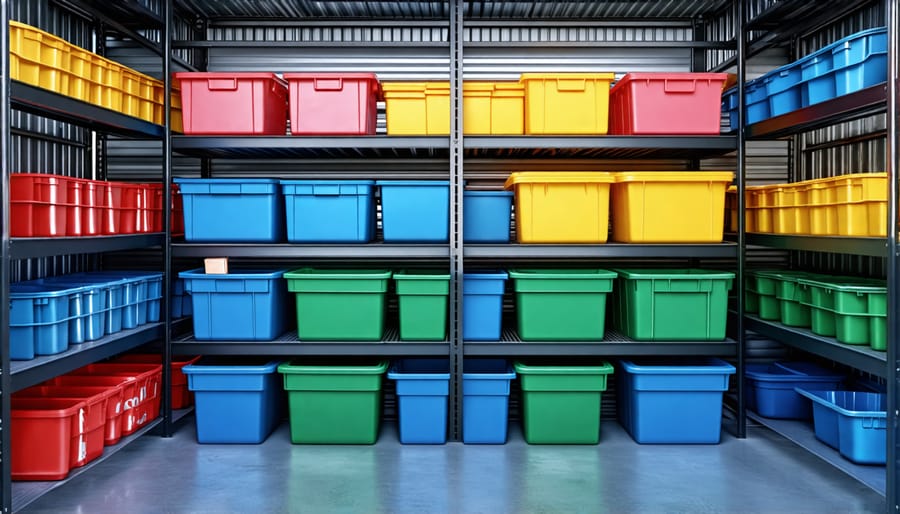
<box><xmin>175</xmin><ymin>178</ymin><xmax>284</xmax><ymax>242</ymax></box>
<box><xmin>745</xmin><ymin>362</ymin><xmax>845</xmax><ymax>419</ymax></box>
<box><xmin>183</xmin><ymin>358</ymin><xmax>284</xmax><ymax>443</ymax></box>
<box><xmin>281</xmin><ymin>180</ymin><xmax>375</xmax><ymax>243</ymax></box>
<box><xmin>463</xmin><ymin>271</ymin><xmax>508</xmax><ymax>341</ymax></box>
<box><xmin>796</xmin><ymin>389</ymin><xmax>886</xmax><ymax>464</ymax></box>
<box><xmin>180</xmin><ymin>269</ymin><xmax>289</xmax><ymax>341</ymax></box>
<box><xmin>388</xmin><ymin>359</ymin><xmax>451</xmax><ymax>444</ymax></box>
<box><xmin>463</xmin><ymin>359</ymin><xmax>515</xmax><ymax>444</ymax></box>
<box><xmin>832</xmin><ymin>28</ymin><xmax>887</xmax><ymax>96</ymax></box>
<box><xmin>9</xmin><ymin>283</ymin><xmax>76</xmax><ymax>360</ymax></box>
<box><xmin>376</xmin><ymin>180</ymin><xmax>449</xmax><ymax>242</ymax></box>
<box><xmin>463</xmin><ymin>191</ymin><xmax>513</xmax><ymax>243</ymax></box>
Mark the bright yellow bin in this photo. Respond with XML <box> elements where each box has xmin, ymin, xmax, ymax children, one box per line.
<box><xmin>726</xmin><ymin>185</ymin><xmax>756</xmax><ymax>233</ymax></box>
<box><xmin>382</xmin><ymin>81</ymin><xmax>525</xmax><ymax>135</ymax></box>
<box><xmin>809</xmin><ymin>173</ymin><xmax>887</xmax><ymax>236</ymax></box>
<box><xmin>519</xmin><ymin>73</ymin><xmax>615</xmax><ymax>135</ymax></box>
<box><xmin>504</xmin><ymin>172</ymin><xmax>614</xmax><ymax>243</ymax></box>
<box><xmin>9</xmin><ymin>21</ymin><xmax>70</xmax><ymax>95</ymax></box>
<box><xmin>610</xmin><ymin>171</ymin><xmax>734</xmax><ymax>243</ymax></box>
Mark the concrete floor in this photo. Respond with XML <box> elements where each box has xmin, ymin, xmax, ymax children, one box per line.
<box><xmin>19</xmin><ymin>420</ymin><xmax>885</xmax><ymax>514</ymax></box>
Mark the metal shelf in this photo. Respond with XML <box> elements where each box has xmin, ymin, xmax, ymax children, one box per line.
<box><xmin>744</xmin><ymin>316</ymin><xmax>886</xmax><ymax>378</ymax></box>
<box><xmin>10</xmin><ymin>234</ymin><xmax>165</xmax><ymax>260</ymax></box>
<box><xmin>464</xmin><ymin>329</ymin><xmax>738</xmax><ymax>356</ymax></box>
<box><xmin>11</xmin><ymin>323</ymin><xmax>165</xmax><ymax>393</ymax></box>
<box><xmin>171</xmin><ymin>135</ymin><xmax>736</xmax><ymax>160</ymax></box>
<box><xmin>172</xmin><ymin>328</ymin><xmax>449</xmax><ymax>356</ymax></box>
<box><xmin>12</xmin><ymin>417</ymin><xmax>163</xmax><ymax>513</ymax></box>
<box><xmin>746</xmin><ymin>84</ymin><xmax>886</xmax><ymax>140</ymax></box>
<box><xmin>171</xmin><ymin>242</ymin><xmax>449</xmax><ymax>259</ymax></box>
<box><xmin>10</xmin><ymin>81</ymin><xmax>164</xmax><ymax>139</ymax></box>
<box><xmin>748</xmin><ymin>412</ymin><xmax>885</xmax><ymax>497</ymax></box>
<box><xmin>466</xmin><ymin>242</ymin><xmax>738</xmax><ymax>259</ymax></box>
<box><xmin>745</xmin><ymin>233</ymin><xmax>886</xmax><ymax>257</ymax></box>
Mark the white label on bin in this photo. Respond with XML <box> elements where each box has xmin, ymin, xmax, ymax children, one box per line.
<box><xmin>139</xmin><ymin>386</ymin><xmax>147</xmax><ymax>401</ymax></box>
<box><xmin>78</xmin><ymin>408</ymin><xmax>86</xmax><ymax>434</ymax></box>
<box><xmin>136</xmin><ymin>411</ymin><xmax>147</xmax><ymax>426</ymax></box>
<box><xmin>78</xmin><ymin>436</ymin><xmax>87</xmax><ymax>462</ymax></box>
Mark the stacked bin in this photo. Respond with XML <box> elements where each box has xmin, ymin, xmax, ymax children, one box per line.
<box><xmin>745</xmin><ymin>362</ymin><xmax>845</xmax><ymax>419</ymax></box>
<box><xmin>797</xmin><ymin>389</ymin><xmax>886</xmax><ymax>464</ymax></box>
<box><xmin>798</xmin><ymin>276</ymin><xmax>887</xmax><ymax>350</ymax></box>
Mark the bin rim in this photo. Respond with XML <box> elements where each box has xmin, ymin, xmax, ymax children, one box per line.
<box><xmin>509</xmin><ymin>269</ymin><xmax>617</xmax><ymax>280</ymax></box>
<box><xmin>10</xmin><ymin>281</ymin><xmax>86</xmax><ymax>298</ymax></box>
<box><xmin>394</xmin><ymin>271</ymin><xmax>451</xmax><ymax>281</ymax></box>
<box><xmin>503</xmin><ymin>172</ymin><xmax>614</xmax><ymax>190</ymax></box>
<box><xmin>612</xmin><ymin>171</ymin><xmax>734</xmax><ymax>183</ymax></box>
<box><xmin>620</xmin><ymin>358</ymin><xmax>735</xmax><ymax>375</ymax></box>
<box><xmin>745</xmin><ymin>363</ymin><xmax>844</xmax><ymax>381</ymax></box>
<box><xmin>375</xmin><ymin>180</ymin><xmax>450</xmax><ymax>186</ymax></box>
<box><xmin>519</xmin><ymin>72</ymin><xmax>615</xmax><ymax>81</ymax></box>
<box><xmin>463</xmin><ymin>189</ymin><xmax>513</xmax><ymax>197</ymax></box>
<box><xmin>611</xmin><ymin>268</ymin><xmax>735</xmax><ymax>280</ymax></box>
<box><xmin>183</xmin><ymin>359</ymin><xmax>282</xmax><ymax>375</ymax></box>
<box><xmin>278</xmin><ymin>360</ymin><xmax>388</xmax><ymax>374</ymax></box>
<box><xmin>173</xmin><ymin>177</ymin><xmax>281</xmax><ymax>185</ymax></box>
<box><xmin>463</xmin><ymin>271</ymin><xmax>509</xmax><ymax>280</ymax></box>
<box><xmin>179</xmin><ymin>268</ymin><xmax>288</xmax><ymax>280</ymax></box>
<box><xmin>10</xmin><ymin>397</ymin><xmax>87</xmax><ymax>418</ymax></box>
<box><xmin>513</xmin><ymin>361</ymin><xmax>613</xmax><ymax>375</ymax></box>
<box><xmin>284</xmin><ymin>268</ymin><xmax>392</xmax><ymax>280</ymax></box>
<box><xmin>173</xmin><ymin>71</ymin><xmax>288</xmax><ymax>87</ymax></box>
<box><xmin>795</xmin><ymin>388</ymin><xmax>886</xmax><ymax>418</ymax></box>
<box><xmin>610</xmin><ymin>72</ymin><xmax>729</xmax><ymax>93</ymax></box>
<box><xmin>279</xmin><ymin>179</ymin><xmax>375</xmax><ymax>186</ymax></box>
<box><xmin>796</xmin><ymin>276</ymin><xmax>886</xmax><ymax>292</ymax></box>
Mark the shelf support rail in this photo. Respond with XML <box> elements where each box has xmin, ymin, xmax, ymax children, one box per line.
<box><xmin>448</xmin><ymin>0</ymin><xmax>464</xmax><ymax>443</ymax></box>
<box><xmin>162</xmin><ymin>0</ymin><xmax>174</xmax><ymax>437</ymax></box>
<box><xmin>0</xmin><ymin>0</ymin><xmax>11</xmax><ymax>510</ymax></box>
<box><xmin>735</xmin><ymin>0</ymin><xmax>748</xmax><ymax>439</ymax></box>
<box><xmin>885</xmin><ymin>0</ymin><xmax>899</xmax><ymax>509</ymax></box>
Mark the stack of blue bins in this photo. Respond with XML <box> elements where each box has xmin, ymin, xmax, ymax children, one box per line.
<box><xmin>796</xmin><ymin>388</ymin><xmax>886</xmax><ymax>464</ymax></box>
<box><xmin>745</xmin><ymin>361</ymin><xmax>845</xmax><ymax>419</ymax></box>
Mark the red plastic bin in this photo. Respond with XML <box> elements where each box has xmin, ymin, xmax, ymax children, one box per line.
<box><xmin>68</xmin><ymin>363</ymin><xmax>162</xmax><ymax>435</ymax></box>
<box><xmin>14</xmin><ymin>385</ymin><xmax>117</xmax><ymax>468</ymax></box>
<box><xmin>609</xmin><ymin>72</ymin><xmax>729</xmax><ymax>135</ymax></box>
<box><xmin>45</xmin><ymin>375</ymin><xmax>137</xmax><ymax>445</ymax></box>
<box><xmin>11</xmin><ymin>397</ymin><xmax>85</xmax><ymax>480</ymax></box>
<box><xmin>174</xmin><ymin>72</ymin><xmax>288</xmax><ymax>135</ymax></box>
<box><xmin>284</xmin><ymin>72</ymin><xmax>380</xmax><ymax>135</ymax></box>
<box><xmin>80</xmin><ymin>179</ymin><xmax>104</xmax><ymax>236</ymax></box>
<box><xmin>116</xmin><ymin>183</ymin><xmax>149</xmax><ymax>234</ymax></box>
<box><xmin>10</xmin><ymin>173</ymin><xmax>71</xmax><ymax>237</ymax></box>
<box><xmin>112</xmin><ymin>354</ymin><xmax>202</xmax><ymax>409</ymax></box>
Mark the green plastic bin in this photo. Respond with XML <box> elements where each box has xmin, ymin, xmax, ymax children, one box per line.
<box><xmin>798</xmin><ymin>277</ymin><xmax>887</xmax><ymax>350</ymax></box>
<box><xmin>514</xmin><ymin>360</ymin><xmax>613</xmax><ymax>444</ymax></box>
<box><xmin>278</xmin><ymin>359</ymin><xmax>388</xmax><ymax>444</ymax></box>
<box><xmin>612</xmin><ymin>269</ymin><xmax>734</xmax><ymax>341</ymax></box>
<box><xmin>509</xmin><ymin>269</ymin><xmax>616</xmax><ymax>341</ymax></box>
<box><xmin>748</xmin><ymin>270</ymin><xmax>780</xmax><ymax>321</ymax></box>
<box><xmin>744</xmin><ymin>275</ymin><xmax>759</xmax><ymax>314</ymax></box>
<box><xmin>394</xmin><ymin>271</ymin><xmax>451</xmax><ymax>341</ymax></box>
<box><xmin>285</xmin><ymin>269</ymin><xmax>391</xmax><ymax>341</ymax></box>
<box><xmin>754</xmin><ymin>270</ymin><xmax>820</xmax><ymax>328</ymax></box>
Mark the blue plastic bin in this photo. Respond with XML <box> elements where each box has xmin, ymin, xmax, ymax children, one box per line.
<box><xmin>796</xmin><ymin>389</ymin><xmax>886</xmax><ymax>464</ymax></box>
<box><xmin>800</xmin><ymin>54</ymin><xmax>835</xmax><ymax>106</ymax></box>
<box><xmin>745</xmin><ymin>362</ymin><xmax>845</xmax><ymax>419</ymax></box>
<box><xmin>832</xmin><ymin>28</ymin><xmax>887</xmax><ymax>96</ymax></box>
<box><xmin>376</xmin><ymin>180</ymin><xmax>449</xmax><ymax>242</ymax></box>
<box><xmin>281</xmin><ymin>180</ymin><xmax>375</xmax><ymax>243</ymax></box>
<box><xmin>463</xmin><ymin>359</ymin><xmax>515</xmax><ymax>444</ymax></box>
<box><xmin>79</xmin><ymin>271</ymin><xmax>163</xmax><ymax>328</ymax></box>
<box><xmin>463</xmin><ymin>190</ymin><xmax>513</xmax><ymax>243</ymax></box>
<box><xmin>175</xmin><ymin>178</ymin><xmax>284</xmax><ymax>242</ymax></box>
<box><xmin>618</xmin><ymin>358</ymin><xmax>736</xmax><ymax>444</ymax></box>
<box><xmin>9</xmin><ymin>283</ymin><xmax>77</xmax><ymax>360</ymax></box>
<box><xmin>183</xmin><ymin>358</ymin><xmax>283</xmax><ymax>444</ymax></box>
<box><xmin>171</xmin><ymin>277</ymin><xmax>193</xmax><ymax>319</ymax></box>
<box><xmin>463</xmin><ymin>271</ymin><xmax>508</xmax><ymax>341</ymax></box>
<box><xmin>180</xmin><ymin>269</ymin><xmax>289</xmax><ymax>341</ymax></box>
<box><xmin>37</xmin><ymin>277</ymin><xmax>108</xmax><ymax>343</ymax></box>
<box><xmin>388</xmin><ymin>359</ymin><xmax>451</xmax><ymax>444</ymax></box>
<box><xmin>723</xmin><ymin>79</ymin><xmax>770</xmax><ymax>130</ymax></box>
<box><xmin>764</xmin><ymin>62</ymin><xmax>804</xmax><ymax>117</ymax></box>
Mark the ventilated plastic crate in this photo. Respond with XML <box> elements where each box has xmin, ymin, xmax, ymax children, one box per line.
<box><xmin>388</xmin><ymin>359</ymin><xmax>451</xmax><ymax>444</ymax></box>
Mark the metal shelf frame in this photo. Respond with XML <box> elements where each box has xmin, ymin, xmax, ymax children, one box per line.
<box><xmin>464</xmin><ymin>329</ymin><xmax>737</xmax><ymax>356</ymax></box>
<box><xmin>744</xmin><ymin>234</ymin><xmax>888</xmax><ymax>257</ymax></box>
<box><xmin>10</xmin><ymin>234</ymin><xmax>165</xmax><ymax>259</ymax></box>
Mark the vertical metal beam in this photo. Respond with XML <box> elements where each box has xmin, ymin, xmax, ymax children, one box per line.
<box><xmin>735</xmin><ymin>0</ymin><xmax>747</xmax><ymax>439</ymax></box>
<box><xmin>0</xmin><ymin>0</ymin><xmax>11</xmax><ymax>510</ymax></box>
<box><xmin>162</xmin><ymin>0</ymin><xmax>174</xmax><ymax>437</ymax></box>
<box><xmin>884</xmin><ymin>0</ymin><xmax>899</xmax><ymax>509</ymax></box>
<box><xmin>448</xmin><ymin>0</ymin><xmax>464</xmax><ymax>442</ymax></box>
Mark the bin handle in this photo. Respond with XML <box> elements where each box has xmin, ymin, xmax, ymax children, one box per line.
<box><xmin>663</xmin><ymin>79</ymin><xmax>697</xmax><ymax>93</ymax></box>
<box><xmin>556</xmin><ymin>78</ymin><xmax>586</xmax><ymax>92</ymax></box>
<box><xmin>207</xmin><ymin>78</ymin><xmax>238</xmax><ymax>91</ymax></box>
<box><xmin>313</xmin><ymin>184</ymin><xmax>342</xmax><ymax>196</ymax></box>
<box><xmin>314</xmin><ymin>78</ymin><xmax>344</xmax><ymax>91</ymax></box>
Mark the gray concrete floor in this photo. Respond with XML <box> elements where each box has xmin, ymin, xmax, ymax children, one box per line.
<box><xmin>19</xmin><ymin>419</ymin><xmax>884</xmax><ymax>514</ymax></box>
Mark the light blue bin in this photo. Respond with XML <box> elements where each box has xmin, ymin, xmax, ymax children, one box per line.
<box><xmin>463</xmin><ymin>271</ymin><xmax>508</xmax><ymax>341</ymax></box>
<box><xmin>281</xmin><ymin>180</ymin><xmax>375</xmax><ymax>243</ymax></box>
<box><xmin>388</xmin><ymin>359</ymin><xmax>451</xmax><ymax>444</ymax></box>
<box><xmin>9</xmin><ymin>282</ymin><xmax>76</xmax><ymax>360</ymax></box>
<box><xmin>376</xmin><ymin>180</ymin><xmax>449</xmax><ymax>242</ymax></box>
<box><xmin>796</xmin><ymin>389</ymin><xmax>886</xmax><ymax>464</ymax></box>
<box><xmin>463</xmin><ymin>359</ymin><xmax>515</xmax><ymax>444</ymax></box>
<box><xmin>175</xmin><ymin>178</ymin><xmax>284</xmax><ymax>242</ymax></box>
<box><xmin>832</xmin><ymin>27</ymin><xmax>887</xmax><ymax>96</ymax></box>
<box><xmin>463</xmin><ymin>190</ymin><xmax>513</xmax><ymax>242</ymax></box>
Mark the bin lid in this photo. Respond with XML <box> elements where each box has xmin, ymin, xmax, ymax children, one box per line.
<box><xmin>504</xmin><ymin>172</ymin><xmax>614</xmax><ymax>190</ymax></box>
<box><xmin>612</xmin><ymin>171</ymin><xmax>734</xmax><ymax>183</ymax></box>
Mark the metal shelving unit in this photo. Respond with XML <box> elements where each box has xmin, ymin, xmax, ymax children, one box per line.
<box><xmin>10</xmin><ymin>234</ymin><xmax>165</xmax><ymax>259</ymax></box>
<box><xmin>745</xmin><ymin>234</ymin><xmax>888</xmax><ymax>257</ymax></box>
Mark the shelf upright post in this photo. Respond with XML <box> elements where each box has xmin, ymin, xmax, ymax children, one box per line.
<box><xmin>448</xmin><ymin>0</ymin><xmax>464</xmax><ymax>442</ymax></box>
<box><xmin>0</xmin><ymin>0</ymin><xmax>10</xmax><ymax>509</ymax></box>
<box><xmin>162</xmin><ymin>0</ymin><xmax>174</xmax><ymax>437</ymax></box>
<box><xmin>735</xmin><ymin>0</ymin><xmax>748</xmax><ymax>439</ymax></box>
<box><xmin>885</xmin><ymin>0</ymin><xmax>899</xmax><ymax>508</ymax></box>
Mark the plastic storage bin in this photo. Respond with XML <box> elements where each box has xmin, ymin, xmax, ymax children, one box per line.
<box><xmin>285</xmin><ymin>268</ymin><xmax>391</xmax><ymax>341</ymax></box>
<box><xmin>11</xmin><ymin>397</ymin><xmax>85</xmax><ymax>480</ymax></box>
<box><xmin>463</xmin><ymin>271</ymin><xmax>508</xmax><ymax>341</ymax></box>
<box><xmin>10</xmin><ymin>173</ymin><xmax>71</xmax><ymax>237</ymax></box>
<box><xmin>68</xmin><ymin>363</ymin><xmax>163</xmax><ymax>436</ymax></box>
<box><xmin>9</xmin><ymin>21</ymin><xmax>70</xmax><ymax>96</ymax></box>
<box><xmin>745</xmin><ymin>362</ymin><xmax>845</xmax><ymax>419</ymax></box>
<box><xmin>179</xmin><ymin>269</ymin><xmax>288</xmax><ymax>341</ymax></box>
<box><xmin>183</xmin><ymin>358</ymin><xmax>283</xmax><ymax>444</ymax></box>
<box><xmin>514</xmin><ymin>360</ymin><xmax>613</xmax><ymax>444</ymax></box>
<box><xmin>388</xmin><ymin>359</ymin><xmax>451</xmax><ymax>444</ymax></box>
<box><xmin>797</xmin><ymin>389</ymin><xmax>886</xmax><ymax>464</ymax></box>
<box><xmin>463</xmin><ymin>190</ymin><xmax>513</xmax><ymax>243</ymax></box>
<box><xmin>722</xmin><ymin>79</ymin><xmax>770</xmax><ymax>130</ymax></box>
<box><xmin>278</xmin><ymin>359</ymin><xmax>388</xmax><ymax>444</ymax></box>
<box><xmin>376</xmin><ymin>180</ymin><xmax>449</xmax><ymax>242</ymax></box>
<box><xmin>171</xmin><ymin>277</ymin><xmax>193</xmax><ymax>319</ymax></box>
<box><xmin>461</xmin><ymin>82</ymin><xmax>526</xmax><ymax>134</ymax></box>
<box><xmin>808</xmin><ymin>173</ymin><xmax>887</xmax><ymax>237</ymax></box>
<box><xmin>462</xmin><ymin>359</ymin><xmax>515</xmax><ymax>444</ymax></box>
<box><xmin>609</xmin><ymin>72</ymin><xmax>729</xmax><ymax>135</ymax></box>
<box><xmin>798</xmin><ymin>276</ymin><xmax>887</xmax><ymax>350</ymax></box>
<box><xmin>617</xmin><ymin>358</ymin><xmax>735</xmax><ymax>444</ymax></box>
<box><xmin>9</xmin><ymin>282</ymin><xmax>78</xmax><ymax>360</ymax></box>
<box><xmin>509</xmin><ymin>269</ymin><xmax>616</xmax><ymax>341</ymax></box>
<box><xmin>37</xmin><ymin>276</ymin><xmax>109</xmax><ymax>344</ymax></box>
<box><xmin>280</xmin><ymin>180</ymin><xmax>375</xmax><ymax>243</ymax></box>
<box><xmin>504</xmin><ymin>172</ymin><xmax>614</xmax><ymax>243</ymax></box>
<box><xmin>610</xmin><ymin>171</ymin><xmax>734</xmax><ymax>243</ymax></box>
<box><xmin>519</xmin><ymin>73</ymin><xmax>615</xmax><ymax>134</ymax></box>
<box><xmin>764</xmin><ymin>62</ymin><xmax>804</xmax><ymax>117</ymax></box>
<box><xmin>284</xmin><ymin>72</ymin><xmax>380</xmax><ymax>135</ymax></box>
<box><xmin>173</xmin><ymin>72</ymin><xmax>288</xmax><ymax>135</ymax></box>
<box><xmin>801</xmin><ymin>53</ymin><xmax>835</xmax><ymax>106</ymax></box>
<box><xmin>44</xmin><ymin>374</ymin><xmax>135</xmax><ymax>445</ymax></box>
<box><xmin>611</xmin><ymin>269</ymin><xmax>734</xmax><ymax>341</ymax></box>
<box><xmin>751</xmin><ymin>270</ymin><xmax>818</xmax><ymax>328</ymax></box>
<box><xmin>174</xmin><ymin>178</ymin><xmax>284</xmax><ymax>243</ymax></box>
<box><xmin>394</xmin><ymin>271</ymin><xmax>451</xmax><ymax>341</ymax></box>
<box><xmin>113</xmin><ymin>354</ymin><xmax>202</xmax><ymax>410</ymax></box>
<box><xmin>831</xmin><ymin>28</ymin><xmax>887</xmax><ymax>97</ymax></box>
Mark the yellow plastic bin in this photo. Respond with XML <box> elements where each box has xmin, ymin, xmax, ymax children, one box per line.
<box><xmin>807</xmin><ymin>177</ymin><xmax>837</xmax><ymax>235</ymax></box>
<box><xmin>382</xmin><ymin>82</ymin><xmax>450</xmax><ymax>135</ymax></box>
<box><xmin>830</xmin><ymin>173</ymin><xmax>887</xmax><ymax>236</ymax></box>
<box><xmin>748</xmin><ymin>185</ymin><xmax>774</xmax><ymax>233</ymax></box>
<box><xmin>519</xmin><ymin>73</ymin><xmax>615</xmax><ymax>135</ymax></box>
<box><xmin>504</xmin><ymin>172</ymin><xmax>614</xmax><ymax>243</ymax></box>
<box><xmin>9</xmin><ymin>21</ymin><xmax>70</xmax><ymax>95</ymax></box>
<box><xmin>610</xmin><ymin>172</ymin><xmax>734</xmax><ymax>243</ymax></box>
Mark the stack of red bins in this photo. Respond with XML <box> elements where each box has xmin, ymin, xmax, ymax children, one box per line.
<box><xmin>11</xmin><ymin>360</ymin><xmax>168</xmax><ymax>481</ymax></box>
<box><xmin>10</xmin><ymin>173</ymin><xmax>171</xmax><ymax>237</ymax></box>
<box><xmin>173</xmin><ymin>71</ymin><xmax>381</xmax><ymax>135</ymax></box>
